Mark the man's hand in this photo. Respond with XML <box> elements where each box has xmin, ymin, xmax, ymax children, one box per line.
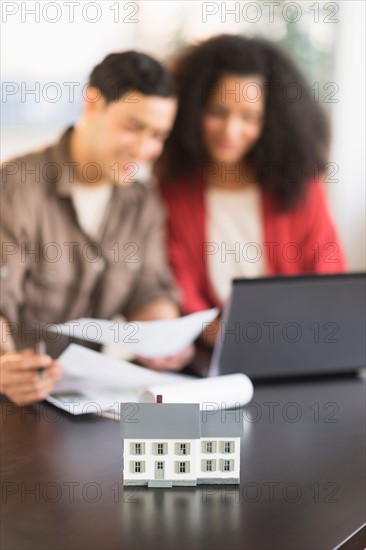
<box><xmin>136</xmin><ymin>344</ymin><xmax>195</xmax><ymax>372</ymax></box>
<box><xmin>0</xmin><ymin>349</ymin><xmax>63</xmax><ymax>405</ymax></box>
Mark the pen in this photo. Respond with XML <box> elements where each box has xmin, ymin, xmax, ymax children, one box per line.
<box><xmin>36</xmin><ymin>340</ymin><xmax>46</xmax><ymax>378</ymax></box>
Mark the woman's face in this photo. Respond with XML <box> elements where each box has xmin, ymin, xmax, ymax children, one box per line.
<box><xmin>201</xmin><ymin>74</ymin><xmax>265</xmax><ymax>165</ymax></box>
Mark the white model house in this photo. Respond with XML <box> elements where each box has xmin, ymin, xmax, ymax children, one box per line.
<box><xmin>121</xmin><ymin>396</ymin><xmax>243</xmax><ymax>487</ymax></box>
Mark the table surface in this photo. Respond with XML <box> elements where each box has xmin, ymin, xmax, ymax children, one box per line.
<box><xmin>1</xmin><ymin>368</ymin><xmax>365</xmax><ymax>550</ymax></box>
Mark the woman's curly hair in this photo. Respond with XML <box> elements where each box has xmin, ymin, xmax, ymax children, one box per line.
<box><xmin>157</xmin><ymin>34</ymin><xmax>330</xmax><ymax>210</ymax></box>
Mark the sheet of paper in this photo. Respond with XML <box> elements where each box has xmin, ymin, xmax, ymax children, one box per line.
<box><xmin>46</xmin><ymin>344</ymin><xmax>192</xmax><ymax>417</ymax></box>
<box><xmin>49</xmin><ymin>308</ymin><xmax>219</xmax><ymax>359</ymax></box>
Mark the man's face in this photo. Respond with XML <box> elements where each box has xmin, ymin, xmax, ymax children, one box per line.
<box><xmin>83</xmin><ymin>88</ymin><xmax>177</xmax><ymax>185</ymax></box>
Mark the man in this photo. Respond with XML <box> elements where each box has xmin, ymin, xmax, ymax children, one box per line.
<box><xmin>0</xmin><ymin>51</ymin><xmax>193</xmax><ymax>406</ymax></box>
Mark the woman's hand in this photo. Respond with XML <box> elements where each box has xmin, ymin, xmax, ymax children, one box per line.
<box><xmin>135</xmin><ymin>344</ymin><xmax>195</xmax><ymax>371</ymax></box>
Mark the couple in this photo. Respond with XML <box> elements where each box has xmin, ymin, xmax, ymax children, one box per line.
<box><xmin>0</xmin><ymin>35</ymin><xmax>345</xmax><ymax>405</ymax></box>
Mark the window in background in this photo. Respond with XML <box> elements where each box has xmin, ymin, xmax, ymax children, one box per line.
<box><xmin>1</xmin><ymin>1</ymin><xmax>338</xmax><ymax>159</ymax></box>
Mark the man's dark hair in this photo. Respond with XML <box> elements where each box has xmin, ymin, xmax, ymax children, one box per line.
<box><xmin>89</xmin><ymin>51</ymin><xmax>176</xmax><ymax>102</ymax></box>
<box><xmin>157</xmin><ymin>34</ymin><xmax>331</xmax><ymax>211</ymax></box>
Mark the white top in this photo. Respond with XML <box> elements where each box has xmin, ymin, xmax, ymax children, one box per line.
<box><xmin>206</xmin><ymin>185</ymin><xmax>266</xmax><ymax>304</ymax></box>
<box><xmin>70</xmin><ymin>183</ymin><xmax>114</xmax><ymax>240</ymax></box>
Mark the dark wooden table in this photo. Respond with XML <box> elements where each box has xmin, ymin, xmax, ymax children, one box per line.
<box><xmin>1</xmin><ymin>370</ymin><xmax>365</xmax><ymax>550</ymax></box>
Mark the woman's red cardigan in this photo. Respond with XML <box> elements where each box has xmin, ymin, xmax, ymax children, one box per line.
<box><xmin>161</xmin><ymin>175</ymin><xmax>347</xmax><ymax>314</ymax></box>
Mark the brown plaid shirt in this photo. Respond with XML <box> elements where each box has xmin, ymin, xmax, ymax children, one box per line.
<box><xmin>0</xmin><ymin>127</ymin><xmax>178</xmax><ymax>350</ymax></box>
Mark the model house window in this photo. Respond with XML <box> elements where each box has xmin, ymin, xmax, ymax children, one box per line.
<box><xmin>201</xmin><ymin>441</ymin><xmax>217</xmax><ymax>453</ymax></box>
<box><xmin>219</xmin><ymin>441</ymin><xmax>234</xmax><ymax>453</ymax></box>
<box><xmin>224</xmin><ymin>442</ymin><xmax>231</xmax><ymax>453</ymax></box>
<box><xmin>130</xmin><ymin>461</ymin><xmax>145</xmax><ymax>474</ymax></box>
<box><xmin>218</xmin><ymin>459</ymin><xmax>234</xmax><ymax>472</ymax></box>
<box><xmin>201</xmin><ymin>459</ymin><xmax>217</xmax><ymax>472</ymax></box>
<box><xmin>130</xmin><ymin>442</ymin><xmax>145</xmax><ymax>455</ymax></box>
<box><xmin>175</xmin><ymin>442</ymin><xmax>191</xmax><ymax>455</ymax></box>
<box><xmin>153</xmin><ymin>442</ymin><xmax>167</xmax><ymax>455</ymax></box>
<box><xmin>202</xmin><ymin>441</ymin><xmax>217</xmax><ymax>453</ymax></box>
<box><xmin>157</xmin><ymin>462</ymin><xmax>163</xmax><ymax>470</ymax></box>
<box><xmin>175</xmin><ymin>460</ymin><xmax>191</xmax><ymax>474</ymax></box>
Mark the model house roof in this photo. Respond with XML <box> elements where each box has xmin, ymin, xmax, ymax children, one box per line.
<box><xmin>120</xmin><ymin>403</ymin><xmax>243</xmax><ymax>439</ymax></box>
<box><xmin>201</xmin><ymin>408</ymin><xmax>243</xmax><ymax>437</ymax></box>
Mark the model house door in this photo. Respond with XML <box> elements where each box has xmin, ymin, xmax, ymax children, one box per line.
<box><xmin>155</xmin><ymin>461</ymin><xmax>164</xmax><ymax>480</ymax></box>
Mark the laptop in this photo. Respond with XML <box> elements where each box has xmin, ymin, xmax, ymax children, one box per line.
<box><xmin>210</xmin><ymin>273</ymin><xmax>366</xmax><ymax>379</ymax></box>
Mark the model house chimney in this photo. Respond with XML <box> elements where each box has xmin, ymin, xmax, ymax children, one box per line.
<box><xmin>156</xmin><ymin>395</ymin><xmax>163</xmax><ymax>403</ymax></box>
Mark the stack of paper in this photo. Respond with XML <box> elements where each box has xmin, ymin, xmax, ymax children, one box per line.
<box><xmin>46</xmin><ymin>344</ymin><xmax>254</xmax><ymax>419</ymax></box>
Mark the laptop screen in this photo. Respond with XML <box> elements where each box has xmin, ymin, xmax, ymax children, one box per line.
<box><xmin>211</xmin><ymin>273</ymin><xmax>366</xmax><ymax>379</ymax></box>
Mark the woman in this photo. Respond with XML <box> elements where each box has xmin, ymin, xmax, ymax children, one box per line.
<box><xmin>157</xmin><ymin>35</ymin><xmax>346</xmax><ymax>345</ymax></box>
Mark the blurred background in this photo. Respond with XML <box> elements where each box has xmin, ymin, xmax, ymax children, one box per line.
<box><xmin>1</xmin><ymin>0</ymin><xmax>365</xmax><ymax>270</ymax></box>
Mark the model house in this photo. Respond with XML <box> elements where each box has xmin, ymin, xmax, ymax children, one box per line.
<box><xmin>121</xmin><ymin>396</ymin><xmax>243</xmax><ymax>487</ymax></box>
